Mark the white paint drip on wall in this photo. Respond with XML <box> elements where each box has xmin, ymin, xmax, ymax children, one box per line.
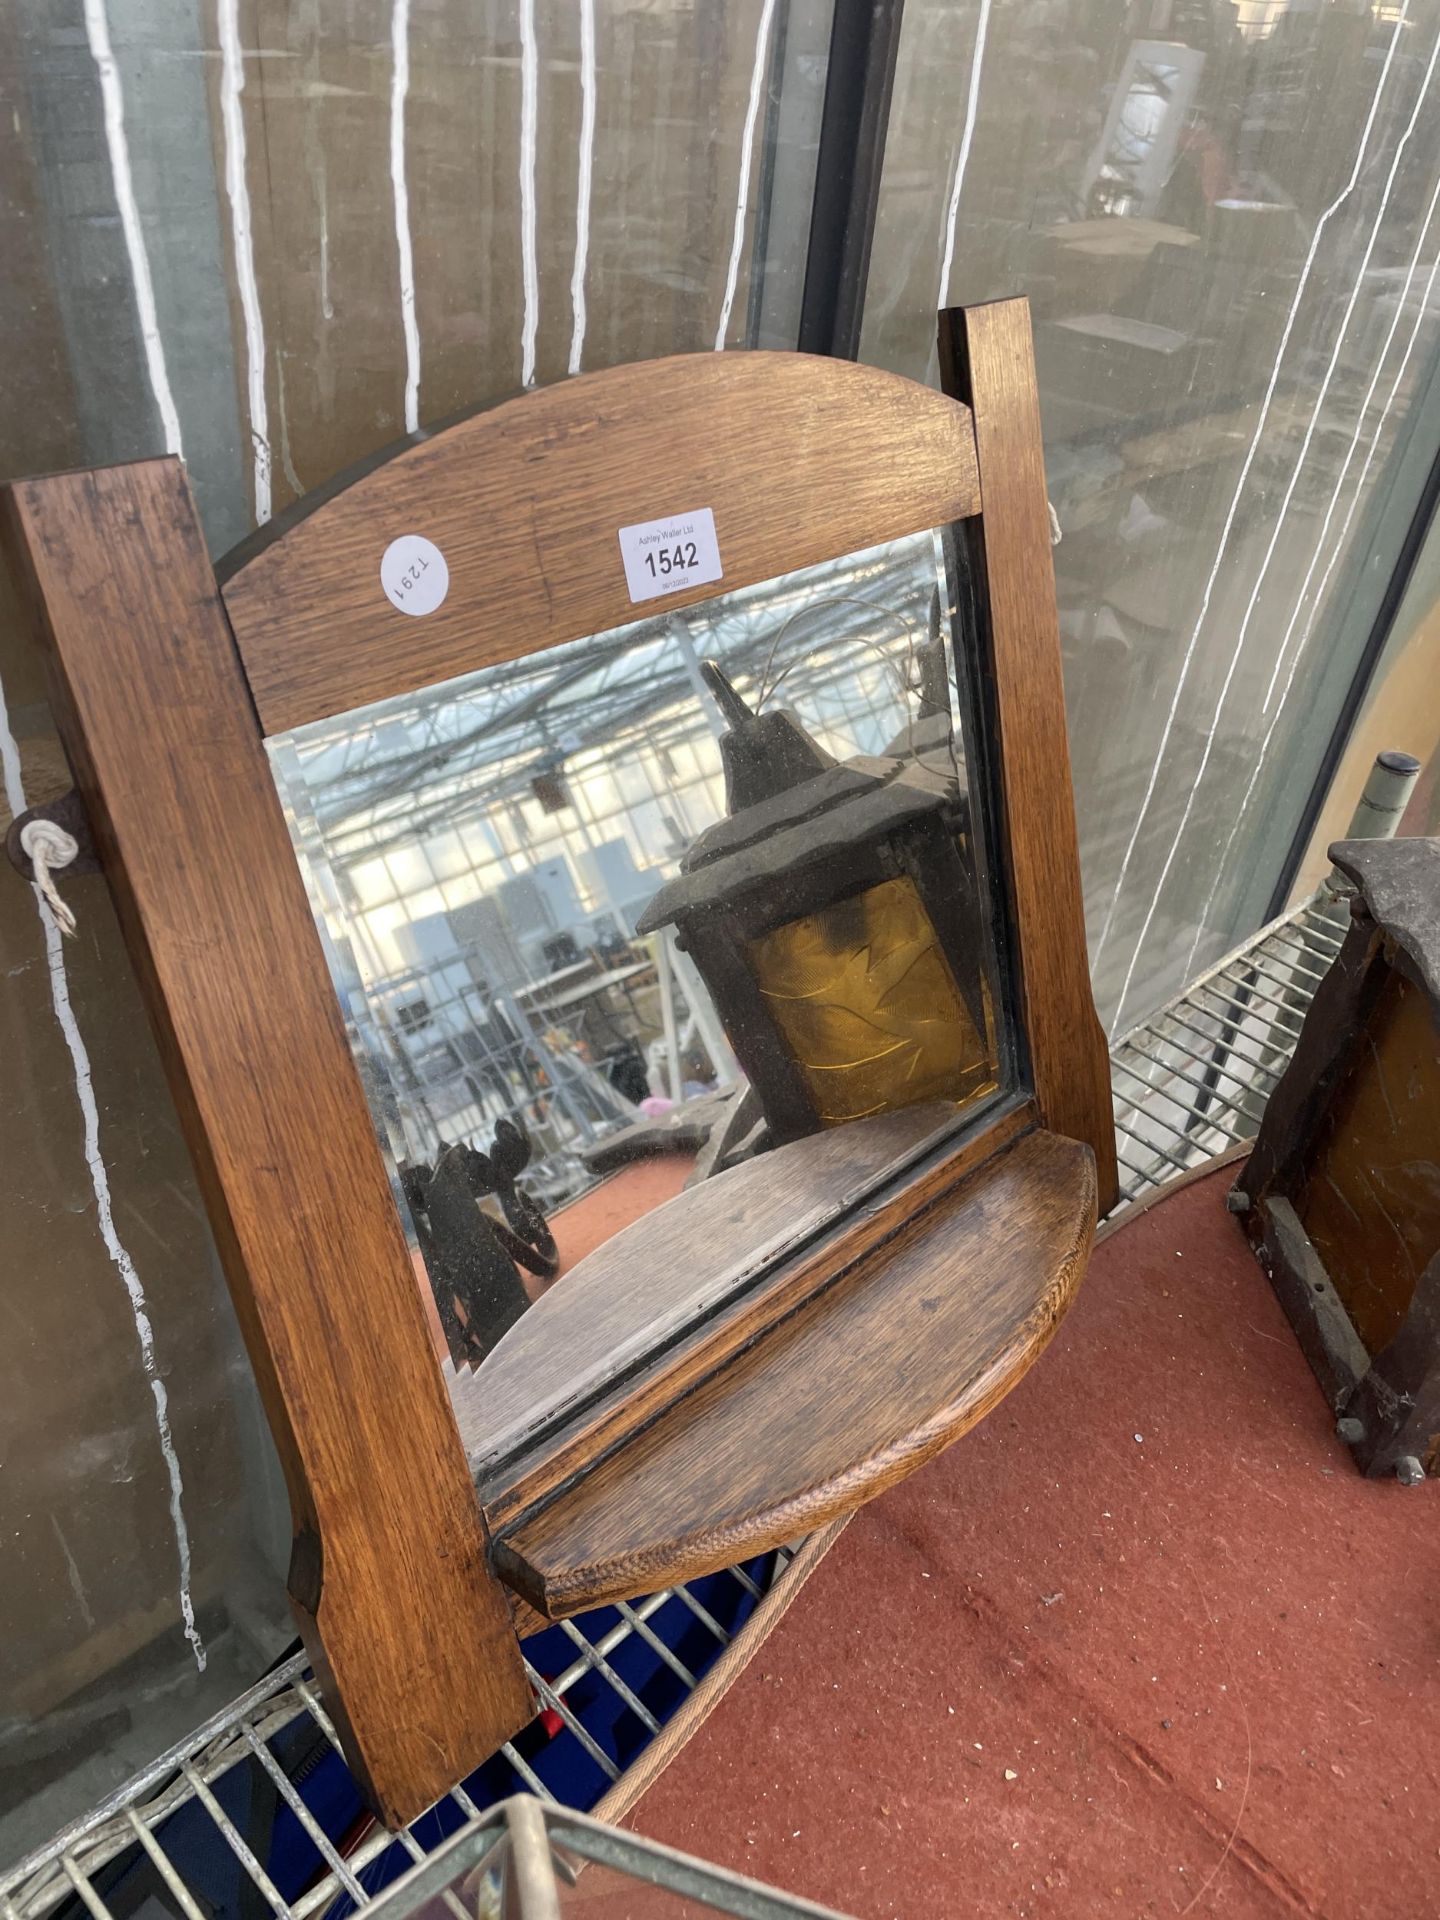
<box><xmin>300</xmin><ymin>26</ymin><xmax>334</xmax><ymax>326</ymax></box>
<box><xmin>1152</xmin><ymin>14</ymin><xmax>1440</xmax><ymax>981</ymax></box>
<box><xmin>1278</xmin><ymin>261</ymin><xmax>1440</xmax><ymax>717</ymax></box>
<box><xmin>38</xmin><ymin>906</ymin><xmax>208</xmax><ymax>1671</ymax></box>
<box><xmin>0</xmin><ymin>670</ymin><xmax>206</xmax><ymax>1671</ymax></box>
<box><xmin>0</xmin><ymin>678</ymin><xmax>24</xmax><ymax>826</ymax></box>
<box><xmin>275</xmin><ymin>358</ymin><xmax>306</xmax><ymax>497</ymax></box>
<box><xmin>1248</xmin><ymin>21</ymin><xmax>1440</xmax><ymax>716</ymax></box>
<box><xmin>714</xmin><ymin>0</ymin><xmax>778</xmax><ymax>352</ymax></box>
<box><xmin>1108</xmin><ymin>10</ymin><xmax>1423</xmax><ymax>1027</ymax></box>
<box><xmin>1092</xmin><ymin>0</ymin><xmax>1410</xmax><ymax>1002</ymax></box>
<box><xmin>390</xmin><ymin>0</ymin><xmax>421</xmax><ymax>433</ymax></box>
<box><xmin>568</xmin><ymin>0</ymin><xmax>597</xmax><ymax>377</ymax></box>
<box><xmin>84</xmin><ymin>0</ymin><xmax>184</xmax><ymax>458</ymax></box>
<box><xmin>217</xmin><ymin>0</ymin><xmax>272</xmax><ymax>522</ymax></box>
<box><xmin>936</xmin><ymin>0</ymin><xmax>994</xmax><ymax>312</ymax></box>
<box><xmin>519</xmin><ymin>0</ymin><xmax>540</xmax><ymax>387</ymax></box>
<box><xmin>319</xmin><ymin>198</ymin><xmax>334</xmax><ymax>322</ymax></box>
<box><xmin>1183</xmin><ymin>173</ymin><xmax>1440</xmax><ymax>975</ymax></box>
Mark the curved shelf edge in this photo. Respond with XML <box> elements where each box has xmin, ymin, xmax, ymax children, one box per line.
<box><xmin>491</xmin><ymin>1125</ymin><xmax>1096</xmax><ymax>1618</ymax></box>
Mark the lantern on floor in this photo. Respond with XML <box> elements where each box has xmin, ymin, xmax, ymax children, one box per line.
<box><xmin>1237</xmin><ymin>835</ymin><xmax>1440</xmax><ymax>1483</ymax></box>
<box><xmin>636</xmin><ymin>661</ymin><xmax>997</xmax><ymax>1145</ymax></box>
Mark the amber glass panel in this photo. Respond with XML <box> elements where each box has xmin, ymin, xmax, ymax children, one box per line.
<box><xmin>1297</xmin><ymin>967</ymin><xmax>1440</xmax><ymax>1355</ymax></box>
<box><xmin>746</xmin><ymin>875</ymin><xmax>998</xmax><ymax>1126</ymax></box>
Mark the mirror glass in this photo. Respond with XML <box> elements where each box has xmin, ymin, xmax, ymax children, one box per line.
<box><xmin>267</xmin><ymin>528</ymin><xmax>1016</xmax><ymax>1464</ymax></box>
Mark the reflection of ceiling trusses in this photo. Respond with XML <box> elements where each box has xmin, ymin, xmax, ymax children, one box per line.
<box><xmin>279</xmin><ymin>540</ymin><xmax>947</xmax><ymax>869</ymax></box>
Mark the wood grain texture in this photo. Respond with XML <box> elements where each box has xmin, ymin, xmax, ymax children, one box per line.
<box><xmin>1296</xmin><ymin>966</ymin><xmax>1440</xmax><ymax>1354</ymax></box>
<box><xmin>938</xmin><ymin>301</ymin><xmax>1118</xmax><ymax>1213</ymax></box>
<box><xmin>1352</xmin><ymin>1250</ymin><xmax>1440</xmax><ymax>1478</ymax></box>
<box><xmin>492</xmin><ymin>1127</ymin><xmax>1095</xmax><ymax>1616</ymax></box>
<box><xmin>1240</xmin><ymin>913</ymin><xmax>1387</xmax><ymax>1206</ymax></box>
<box><xmin>2</xmin><ymin>463</ymin><xmax>532</xmax><ymax>1828</ymax></box>
<box><xmin>1238</xmin><ymin>848</ymin><xmax>1440</xmax><ymax>1478</ymax></box>
<box><xmin>218</xmin><ymin>352</ymin><xmax>982</xmax><ymax>735</ymax></box>
<box><xmin>3</xmin><ymin>321</ymin><xmax>1109</xmax><ymax>1785</ymax></box>
<box><xmin>1251</xmin><ymin>1196</ymin><xmax>1371</xmax><ymax>1404</ymax></box>
<box><xmin>466</xmin><ymin>1101</ymin><xmax>962</xmax><ymax>1474</ymax></box>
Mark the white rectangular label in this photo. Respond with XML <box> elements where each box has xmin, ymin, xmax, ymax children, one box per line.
<box><xmin>617</xmin><ymin>508</ymin><xmax>722</xmax><ymax>604</ymax></box>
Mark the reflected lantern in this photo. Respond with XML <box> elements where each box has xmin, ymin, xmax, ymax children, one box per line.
<box><xmin>636</xmin><ymin>662</ymin><xmax>998</xmax><ymax>1145</ymax></box>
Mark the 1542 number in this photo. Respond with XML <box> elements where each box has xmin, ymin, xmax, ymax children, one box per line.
<box><xmin>643</xmin><ymin>541</ymin><xmax>700</xmax><ymax>579</ymax></box>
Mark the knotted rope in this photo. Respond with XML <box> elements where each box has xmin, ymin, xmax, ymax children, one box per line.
<box><xmin>20</xmin><ymin>817</ymin><xmax>79</xmax><ymax>936</ymax></box>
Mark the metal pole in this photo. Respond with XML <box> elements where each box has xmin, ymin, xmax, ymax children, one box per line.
<box><xmin>501</xmin><ymin>1796</ymin><xmax>561</xmax><ymax>1920</ymax></box>
<box><xmin>795</xmin><ymin>0</ymin><xmax>906</xmax><ymax>359</ymax></box>
<box><xmin>1324</xmin><ymin>749</ymin><xmax>1421</xmax><ymax>897</ymax></box>
<box><xmin>1340</xmin><ymin>746</ymin><xmax>1421</xmax><ymax>838</ymax></box>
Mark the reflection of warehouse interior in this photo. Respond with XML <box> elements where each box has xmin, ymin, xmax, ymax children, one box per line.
<box><xmin>270</xmin><ymin>534</ymin><xmax>959</xmax><ymax>1226</ymax></box>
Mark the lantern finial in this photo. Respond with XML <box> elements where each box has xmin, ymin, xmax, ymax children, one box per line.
<box><xmin>699</xmin><ymin>659</ymin><xmax>756</xmax><ymax>731</ymax></box>
<box><xmin>697</xmin><ymin>659</ymin><xmax>835</xmax><ymax>816</ymax></box>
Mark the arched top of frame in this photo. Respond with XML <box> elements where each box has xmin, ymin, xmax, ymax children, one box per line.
<box><xmin>218</xmin><ymin>351</ymin><xmax>981</xmax><ymax>736</ymax></box>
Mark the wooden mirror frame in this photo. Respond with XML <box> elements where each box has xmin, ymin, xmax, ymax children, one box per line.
<box><xmin>4</xmin><ymin>299</ymin><xmax>1114</xmax><ymax>1826</ymax></box>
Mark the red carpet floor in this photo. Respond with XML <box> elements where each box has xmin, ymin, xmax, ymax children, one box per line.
<box><xmin>618</xmin><ymin>1166</ymin><xmax>1440</xmax><ymax>1918</ymax></box>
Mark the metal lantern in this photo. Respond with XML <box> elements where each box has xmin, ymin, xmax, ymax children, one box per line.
<box><xmin>1237</xmin><ymin>835</ymin><xmax>1440</xmax><ymax>1482</ymax></box>
<box><xmin>637</xmin><ymin>662</ymin><xmax>996</xmax><ymax>1146</ymax></box>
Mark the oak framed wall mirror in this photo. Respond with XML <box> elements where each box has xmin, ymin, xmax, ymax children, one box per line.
<box><xmin>4</xmin><ymin>299</ymin><xmax>1115</xmax><ymax>1829</ymax></box>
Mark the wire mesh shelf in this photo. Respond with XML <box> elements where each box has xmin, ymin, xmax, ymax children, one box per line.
<box><xmin>1</xmin><ymin>893</ymin><xmax>1343</xmax><ymax>1920</ymax></box>
<box><xmin>0</xmin><ymin>1549</ymin><xmax>801</xmax><ymax>1920</ymax></box>
<box><xmin>1108</xmin><ymin>891</ymin><xmax>1345</xmax><ymax>1210</ymax></box>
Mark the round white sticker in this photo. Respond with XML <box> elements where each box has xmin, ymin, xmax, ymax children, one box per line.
<box><xmin>381</xmin><ymin>535</ymin><xmax>450</xmax><ymax>617</ymax></box>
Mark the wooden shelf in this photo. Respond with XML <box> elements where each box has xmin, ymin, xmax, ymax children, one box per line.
<box><xmin>493</xmin><ymin>1127</ymin><xmax>1096</xmax><ymax>1617</ymax></box>
<box><xmin>460</xmin><ymin>1101</ymin><xmax>970</xmax><ymax>1479</ymax></box>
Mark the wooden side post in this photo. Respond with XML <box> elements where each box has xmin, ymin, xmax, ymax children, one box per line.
<box><xmin>939</xmin><ymin>300</ymin><xmax>1119</xmax><ymax>1212</ymax></box>
<box><xmin>4</xmin><ymin>460</ymin><xmax>532</xmax><ymax>1826</ymax></box>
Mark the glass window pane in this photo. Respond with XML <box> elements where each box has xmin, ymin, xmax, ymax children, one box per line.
<box><xmin>863</xmin><ymin>0</ymin><xmax>1440</xmax><ymax>1029</ymax></box>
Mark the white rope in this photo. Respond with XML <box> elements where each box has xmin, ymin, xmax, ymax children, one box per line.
<box><xmin>20</xmin><ymin>818</ymin><xmax>80</xmax><ymax>937</ymax></box>
<box><xmin>1048</xmin><ymin>500</ymin><xmax>1062</xmax><ymax>548</ymax></box>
